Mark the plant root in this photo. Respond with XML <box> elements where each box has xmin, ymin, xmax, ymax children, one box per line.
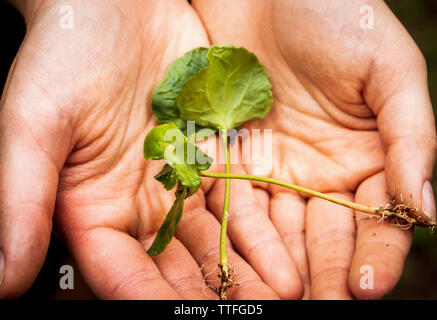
<box><xmin>208</xmin><ymin>264</ymin><xmax>239</xmax><ymax>300</ymax></box>
<box><xmin>375</xmin><ymin>198</ymin><xmax>436</xmax><ymax>232</ymax></box>
<box><xmin>200</xmin><ymin>264</ymin><xmax>219</xmax><ymax>298</ymax></box>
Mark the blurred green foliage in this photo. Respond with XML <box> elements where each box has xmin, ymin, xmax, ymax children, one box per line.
<box><xmin>385</xmin><ymin>0</ymin><xmax>437</xmax><ymax>299</ymax></box>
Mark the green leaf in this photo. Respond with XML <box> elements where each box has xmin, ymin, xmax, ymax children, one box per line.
<box><xmin>147</xmin><ymin>184</ymin><xmax>188</xmax><ymax>256</ymax></box>
<box><xmin>144</xmin><ymin>123</ymin><xmax>212</xmax><ymax>195</ymax></box>
<box><xmin>152</xmin><ymin>47</ymin><xmax>209</xmax><ymax>133</ymax></box>
<box><xmin>154</xmin><ymin>164</ymin><xmax>178</xmax><ymax>191</ymax></box>
<box><xmin>177</xmin><ymin>45</ymin><xmax>273</xmax><ymax>130</ymax></box>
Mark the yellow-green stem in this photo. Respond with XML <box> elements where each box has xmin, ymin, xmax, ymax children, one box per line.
<box><xmin>220</xmin><ymin>130</ymin><xmax>231</xmax><ymax>275</ymax></box>
<box><xmin>199</xmin><ymin>171</ymin><xmax>380</xmax><ymax>216</ymax></box>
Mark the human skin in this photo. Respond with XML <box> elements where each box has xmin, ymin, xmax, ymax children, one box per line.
<box><xmin>0</xmin><ymin>0</ymin><xmax>435</xmax><ymax>300</ymax></box>
<box><xmin>0</xmin><ymin>0</ymin><xmax>304</xmax><ymax>299</ymax></box>
<box><xmin>192</xmin><ymin>0</ymin><xmax>437</xmax><ymax>299</ymax></box>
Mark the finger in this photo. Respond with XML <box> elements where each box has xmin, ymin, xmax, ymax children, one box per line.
<box><xmin>176</xmin><ymin>193</ymin><xmax>279</xmax><ymax>300</ymax></box>
<box><xmin>306</xmin><ymin>192</ymin><xmax>356</xmax><ymax>300</ymax></box>
<box><xmin>254</xmin><ymin>187</ymin><xmax>270</xmax><ymax>215</ymax></box>
<box><xmin>147</xmin><ymin>237</ymin><xmax>216</xmax><ymax>299</ymax></box>
<box><xmin>349</xmin><ymin>172</ymin><xmax>413</xmax><ymax>299</ymax></box>
<box><xmin>0</xmin><ymin>84</ymin><xmax>72</xmax><ymax>297</ymax></box>
<box><xmin>206</xmin><ymin>167</ymin><xmax>303</xmax><ymax>300</ymax></box>
<box><xmin>55</xmin><ymin>164</ymin><xmax>183</xmax><ymax>300</ymax></box>
<box><xmin>137</xmin><ymin>167</ymin><xmax>216</xmax><ymax>299</ymax></box>
<box><xmin>270</xmin><ymin>192</ymin><xmax>310</xmax><ymax>299</ymax></box>
<box><xmin>365</xmin><ymin>21</ymin><xmax>437</xmax><ymax>223</ymax></box>
<box><xmin>65</xmin><ymin>226</ymin><xmax>181</xmax><ymax>299</ymax></box>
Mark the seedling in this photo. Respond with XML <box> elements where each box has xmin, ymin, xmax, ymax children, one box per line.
<box><xmin>144</xmin><ymin>45</ymin><xmax>436</xmax><ymax>300</ymax></box>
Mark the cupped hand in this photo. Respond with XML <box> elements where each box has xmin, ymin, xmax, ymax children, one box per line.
<box><xmin>0</xmin><ymin>0</ymin><xmax>288</xmax><ymax>299</ymax></box>
<box><xmin>193</xmin><ymin>0</ymin><xmax>437</xmax><ymax>299</ymax></box>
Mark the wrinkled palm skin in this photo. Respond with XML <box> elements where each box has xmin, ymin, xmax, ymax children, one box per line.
<box><xmin>0</xmin><ymin>0</ymin><xmax>435</xmax><ymax>300</ymax></box>
<box><xmin>192</xmin><ymin>0</ymin><xmax>436</xmax><ymax>299</ymax></box>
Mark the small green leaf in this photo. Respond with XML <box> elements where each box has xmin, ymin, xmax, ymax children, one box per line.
<box><xmin>154</xmin><ymin>164</ymin><xmax>178</xmax><ymax>191</ymax></box>
<box><xmin>147</xmin><ymin>184</ymin><xmax>188</xmax><ymax>256</ymax></box>
<box><xmin>177</xmin><ymin>45</ymin><xmax>273</xmax><ymax>130</ymax></box>
<box><xmin>152</xmin><ymin>47</ymin><xmax>209</xmax><ymax>133</ymax></box>
<box><xmin>144</xmin><ymin>123</ymin><xmax>212</xmax><ymax>195</ymax></box>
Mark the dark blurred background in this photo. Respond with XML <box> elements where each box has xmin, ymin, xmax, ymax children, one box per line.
<box><xmin>383</xmin><ymin>0</ymin><xmax>437</xmax><ymax>299</ymax></box>
<box><xmin>0</xmin><ymin>0</ymin><xmax>436</xmax><ymax>299</ymax></box>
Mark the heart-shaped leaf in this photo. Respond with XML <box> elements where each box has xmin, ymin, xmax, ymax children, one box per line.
<box><xmin>177</xmin><ymin>45</ymin><xmax>273</xmax><ymax>130</ymax></box>
<box><xmin>152</xmin><ymin>47</ymin><xmax>209</xmax><ymax>134</ymax></box>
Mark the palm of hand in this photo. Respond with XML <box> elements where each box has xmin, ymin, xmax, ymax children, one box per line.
<box><xmin>193</xmin><ymin>0</ymin><xmax>417</xmax><ymax>299</ymax></box>
<box><xmin>22</xmin><ymin>0</ymin><xmax>288</xmax><ymax>300</ymax></box>
<box><xmin>53</xmin><ymin>2</ymin><xmax>206</xmax><ymax>240</ymax></box>
<box><xmin>1</xmin><ymin>0</ymin><xmax>226</xmax><ymax>299</ymax></box>
<box><xmin>51</xmin><ymin>1</ymin><xmax>217</xmax><ymax>299</ymax></box>
<box><xmin>1</xmin><ymin>0</ymin><xmax>309</xmax><ymax>300</ymax></box>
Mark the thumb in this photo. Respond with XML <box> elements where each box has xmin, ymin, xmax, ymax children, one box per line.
<box><xmin>365</xmin><ymin>32</ymin><xmax>437</xmax><ymax>224</ymax></box>
<box><xmin>0</xmin><ymin>59</ymin><xmax>73</xmax><ymax>298</ymax></box>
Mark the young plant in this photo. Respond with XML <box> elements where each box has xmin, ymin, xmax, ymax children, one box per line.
<box><xmin>145</xmin><ymin>45</ymin><xmax>436</xmax><ymax>300</ymax></box>
<box><xmin>144</xmin><ymin>123</ymin><xmax>212</xmax><ymax>255</ymax></box>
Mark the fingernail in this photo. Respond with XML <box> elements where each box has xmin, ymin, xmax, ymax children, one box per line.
<box><xmin>422</xmin><ymin>181</ymin><xmax>436</xmax><ymax>223</ymax></box>
<box><xmin>0</xmin><ymin>251</ymin><xmax>4</xmax><ymax>287</ymax></box>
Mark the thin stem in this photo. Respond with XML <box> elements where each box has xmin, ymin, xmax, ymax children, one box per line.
<box><xmin>200</xmin><ymin>171</ymin><xmax>380</xmax><ymax>216</ymax></box>
<box><xmin>219</xmin><ymin>130</ymin><xmax>231</xmax><ymax>274</ymax></box>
